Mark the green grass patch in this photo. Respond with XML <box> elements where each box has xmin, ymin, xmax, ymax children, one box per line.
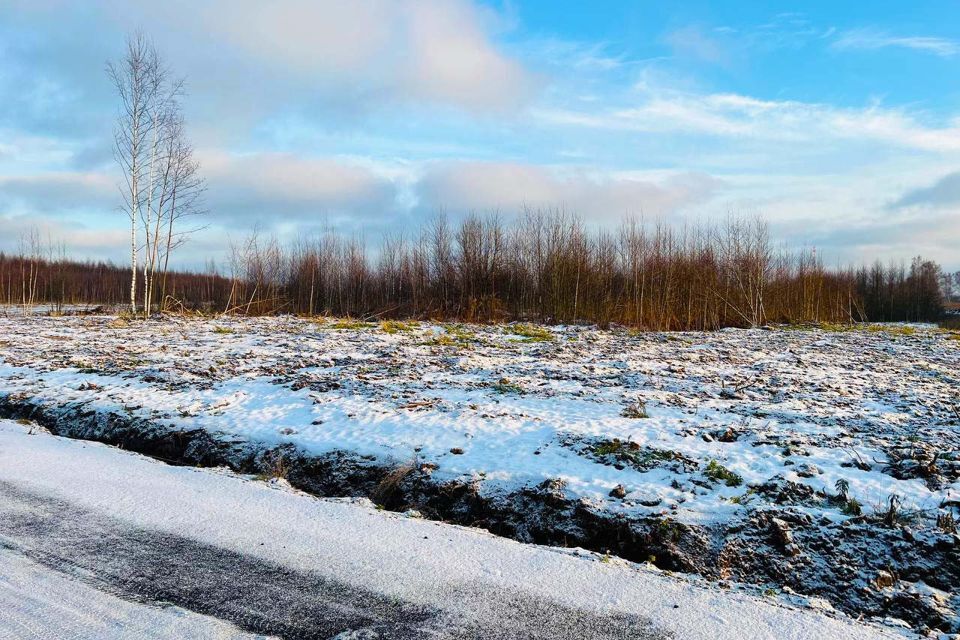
<box><xmin>588</xmin><ymin>439</ymin><xmax>693</xmax><ymax>473</ymax></box>
<box><xmin>779</xmin><ymin>322</ymin><xmax>922</xmax><ymax>336</ymax></box>
<box><xmin>509</xmin><ymin>323</ymin><xmax>553</xmax><ymax>342</ymax></box>
<box><xmin>423</xmin><ymin>324</ymin><xmax>477</xmax><ymax>348</ymax></box>
<box><xmin>424</xmin><ymin>334</ymin><xmax>462</xmax><ymax>348</ymax></box>
<box><xmin>380</xmin><ymin>320</ymin><xmax>417</xmax><ymax>334</ymax></box>
<box><xmin>444</xmin><ymin>324</ymin><xmax>477</xmax><ymax>342</ymax></box>
<box><xmin>704</xmin><ymin>460</ymin><xmax>743</xmax><ymax>487</ymax></box>
<box><xmin>866</xmin><ymin>324</ymin><xmax>917</xmax><ymax>336</ymax></box>
<box><xmin>329</xmin><ymin>318</ymin><xmax>374</xmax><ymax>330</ymax></box>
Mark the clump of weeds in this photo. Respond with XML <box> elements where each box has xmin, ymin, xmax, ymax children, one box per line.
<box><xmin>509</xmin><ymin>323</ymin><xmax>553</xmax><ymax>342</ymax></box>
<box><xmin>621</xmin><ymin>400</ymin><xmax>650</xmax><ymax>419</ymax></box>
<box><xmin>704</xmin><ymin>460</ymin><xmax>743</xmax><ymax>487</ymax></box>
<box><xmin>493</xmin><ymin>377</ymin><xmax>523</xmax><ymax>394</ymax></box>
<box><xmin>381</xmin><ymin>320</ymin><xmax>417</xmax><ymax>334</ymax></box>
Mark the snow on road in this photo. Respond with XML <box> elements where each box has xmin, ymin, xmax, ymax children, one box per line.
<box><xmin>0</xmin><ymin>420</ymin><xmax>905</xmax><ymax>639</ymax></box>
<box><xmin>0</xmin><ymin>549</ymin><xmax>268</xmax><ymax>640</ymax></box>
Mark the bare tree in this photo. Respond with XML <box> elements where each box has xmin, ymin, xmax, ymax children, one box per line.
<box><xmin>109</xmin><ymin>33</ymin><xmax>202</xmax><ymax>317</ymax></box>
<box><xmin>108</xmin><ymin>33</ymin><xmax>164</xmax><ymax>315</ymax></box>
<box><xmin>158</xmin><ymin>116</ymin><xmax>205</xmax><ymax>310</ymax></box>
<box><xmin>17</xmin><ymin>229</ymin><xmax>41</xmax><ymax>312</ymax></box>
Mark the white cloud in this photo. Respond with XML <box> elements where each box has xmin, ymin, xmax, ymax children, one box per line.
<box><xmin>533</xmin><ymin>90</ymin><xmax>960</xmax><ymax>152</ymax></box>
<box><xmin>398</xmin><ymin>2</ymin><xmax>536</xmax><ymax>110</ymax></box>
<box><xmin>200</xmin><ymin>151</ymin><xmax>400</xmax><ymax>223</ymax></box>
<box><xmin>87</xmin><ymin>0</ymin><xmax>538</xmax><ymax>113</ymax></box>
<box><xmin>0</xmin><ymin>214</ymin><xmax>127</xmax><ymax>258</ymax></box>
<box><xmin>832</xmin><ymin>28</ymin><xmax>959</xmax><ymax>57</ymax></box>
<box><xmin>0</xmin><ymin>171</ymin><xmax>115</xmax><ymax>213</ymax></box>
<box><xmin>664</xmin><ymin>26</ymin><xmax>731</xmax><ymax>65</ymax></box>
<box><xmin>416</xmin><ymin>161</ymin><xmax>721</xmax><ymax>220</ymax></box>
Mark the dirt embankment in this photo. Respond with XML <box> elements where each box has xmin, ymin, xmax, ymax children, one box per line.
<box><xmin>2</xmin><ymin>393</ymin><xmax>957</xmax><ymax>635</ymax></box>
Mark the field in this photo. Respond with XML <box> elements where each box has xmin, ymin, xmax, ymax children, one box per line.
<box><xmin>0</xmin><ymin>315</ymin><xmax>958</xmax><ymax>635</ymax></box>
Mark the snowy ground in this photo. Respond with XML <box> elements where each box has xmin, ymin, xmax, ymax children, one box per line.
<box><xmin>0</xmin><ymin>315</ymin><xmax>957</xmax><ymax>633</ymax></box>
<box><xmin>0</xmin><ymin>419</ymin><xmax>906</xmax><ymax>639</ymax></box>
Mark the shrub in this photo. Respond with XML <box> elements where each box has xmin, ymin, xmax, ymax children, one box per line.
<box><xmin>937</xmin><ymin>510</ymin><xmax>957</xmax><ymax>533</ymax></box>
<box><xmin>842</xmin><ymin>498</ymin><xmax>862</xmax><ymax>516</ymax></box>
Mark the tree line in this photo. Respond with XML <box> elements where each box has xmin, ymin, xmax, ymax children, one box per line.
<box><xmin>1</xmin><ymin>213</ymin><xmax>949</xmax><ymax>327</ymax></box>
<box><xmin>220</xmin><ymin>213</ymin><xmax>948</xmax><ymax>328</ymax></box>
<box><xmin>0</xmin><ymin>249</ymin><xmax>229</xmax><ymax>313</ymax></box>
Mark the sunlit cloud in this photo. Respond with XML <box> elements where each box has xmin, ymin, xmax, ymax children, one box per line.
<box><xmin>832</xmin><ymin>28</ymin><xmax>959</xmax><ymax>57</ymax></box>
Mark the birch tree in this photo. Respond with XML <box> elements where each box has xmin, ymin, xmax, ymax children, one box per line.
<box><xmin>108</xmin><ymin>34</ymin><xmax>163</xmax><ymax>315</ymax></box>
<box><xmin>108</xmin><ymin>34</ymin><xmax>203</xmax><ymax>317</ymax></box>
<box><xmin>155</xmin><ymin>114</ymin><xmax>205</xmax><ymax>311</ymax></box>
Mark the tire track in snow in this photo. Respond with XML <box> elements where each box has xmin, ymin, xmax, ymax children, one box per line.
<box><xmin>0</xmin><ymin>481</ymin><xmax>667</xmax><ymax>640</ymax></box>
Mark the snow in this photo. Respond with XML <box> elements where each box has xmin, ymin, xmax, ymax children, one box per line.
<box><xmin>0</xmin><ymin>316</ymin><xmax>955</xmax><ymax>528</ymax></box>
<box><xmin>0</xmin><ymin>420</ymin><xmax>906</xmax><ymax>640</ymax></box>
<box><xmin>0</xmin><ymin>548</ymin><xmax>268</xmax><ymax>640</ymax></box>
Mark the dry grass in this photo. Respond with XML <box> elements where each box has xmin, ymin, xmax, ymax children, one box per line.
<box><xmin>256</xmin><ymin>453</ymin><xmax>289</xmax><ymax>482</ymax></box>
<box><xmin>371</xmin><ymin>463</ymin><xmax>416</xmax><ymax>507</ymax></box>
<box><xmin>939</xmin><ymin>316</ymin><xmax>960</xmax><ymax>331</ymax></box>
<box><xmin>509</xmin><ymin>323</ymin><xmax>553</xmax><ymax>342</ymax></box>
<box><xmin>380</xmin><ymin>320</ymin><xmax>417</xmax><ymax>334</ymax></box>
<box><xmin>329</xmin><ymin>318</ymin><xmax>374</xmax><ymax>330</ymax></box>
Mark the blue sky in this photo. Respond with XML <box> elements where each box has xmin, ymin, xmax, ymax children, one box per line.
<box><xmin>1</xmin><ymin>1</ymin><xmax>958</xmax><ymax>269</ymax></box>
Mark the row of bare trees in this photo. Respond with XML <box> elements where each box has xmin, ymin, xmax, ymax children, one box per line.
<box><xmin>936</xmin><ymin>270</ymin><xmax>960</xmax><ymax>305</ymax></box>
<box><xmin>856</xmin><ymin>258</ymin><xmax>952</xmax><ymax>322</ymax></box>
<box><xmin>0</xmin><ymin>247</ymin><xmax>230</xmax><ymax>313</ymax></box>
<box><xmin>108</xmin><ymin>33</ymin><xmax>205</xmax><ymax>317</ymax></box>
<box><xmin>219</xmin><ymin>212</ymin><xmax>945</xmax><ymax>328</ymax></box>
<box><xmin>2</xmin><ymin>212</ymin><xmax>946</xmax><ymax>327</ymax></box>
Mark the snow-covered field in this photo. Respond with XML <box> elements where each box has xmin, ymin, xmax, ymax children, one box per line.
<box><xmin>0</xmin><ymin>419</ymin><xmax>905</xmax><ymax>639</ymax></box>
<box><xmin>0</xmin><ymin>315</ymin><xmax>957</xmax><ymax>634</ymax></box>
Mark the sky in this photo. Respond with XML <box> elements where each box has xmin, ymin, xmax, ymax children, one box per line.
<box><xmin>0</xmin><ymin>0</ymin><xmax>958</xmax><ymax>270</ymax></box>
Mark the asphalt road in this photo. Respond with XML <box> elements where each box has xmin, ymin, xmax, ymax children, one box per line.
<box><xmin>0</xmin><ymin>481</ymin><xmax>669</xmax><ymax>640</ymax></box>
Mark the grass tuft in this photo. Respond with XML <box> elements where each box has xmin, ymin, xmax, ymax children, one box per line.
<box><xmin>380</xmin><ymin>320</ymin><xmax>417</xmax><ymax>334</ymax></box>
<box><xmin>492</xmin><ymin>377</ymin><xmax>524</xmax><ymax>394</ymax></box>
<box><xmin>704</xmin><ymin>460</ymin><xmax>743</xmax><ymax>487</ymax></box>
<box><xmin>509</xmin><ymin>323</ymin><xmax>553</xmax><ymax>342</ymax></box>
<box><xmin>621</xmin><ymin>400</ymin><xmax>649</xmax><ymax>419</ymax></box>
<box><xmin>330</xmin><ymin>318</ymin><xmax>373</xmax><ymax>330</ymax></box>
